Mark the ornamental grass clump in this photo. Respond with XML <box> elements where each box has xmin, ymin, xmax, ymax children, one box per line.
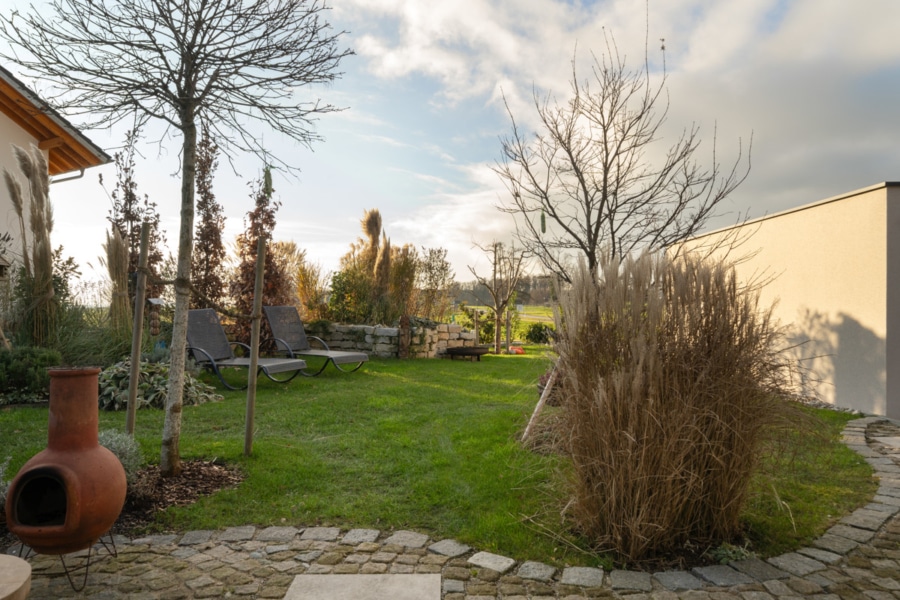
<box><xmin>555</xmin><ymin>251</ymin><xmax>799</xmax><ymax>563</ymax></box>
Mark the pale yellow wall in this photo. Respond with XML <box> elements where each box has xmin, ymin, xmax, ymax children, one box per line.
<box><xmin>680</xmin><ymin>184</ymin><xmax>890</xmax><ymax>415</ymax></box>
<box><xmin>0</xmin><ymin>110</ymin><xmax>44</xmax><ymax>267</ymax></box>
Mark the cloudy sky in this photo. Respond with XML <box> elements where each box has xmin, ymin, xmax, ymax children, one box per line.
<box><xmin>5</xmin><ymin>0</ymin><xmax>900</xmax><ymax>283</ymax></box>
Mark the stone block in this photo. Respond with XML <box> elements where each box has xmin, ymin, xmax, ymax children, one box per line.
<box><xmin>428</xmin><ymin>539</ymin><xmax>470</xmax><ymax>558</ymax></box>
<box><xmin>730</xmin><ymin>557</ymin><xmax>789</xmax><ymax>581</ymax></box>
<box><xmin>692</xmin><ymin>565</ymin><xmax>754</xmax><ymax>586</ymax></box>
<box><xmin>766</xmin><ymin>552</ymin><xmax>825</xmax><ymax>576</ymax></box>
<box><xmin>468</xmin><ymin>551</ymin><xmax>516</xmax><ymax>574</ymax></box>
<box><xmin>517</xmin><ymin>561</ymin><xmax>556</xmax><ymax>582</ymax></box>
<box><xmin>610</xmin><ymin>570</ymin><xmax>652</xmax><ymax>591</ymax></box>
<box><xmin>343</xmin><ymin>529</ymin><xmax>380</xmax><ymax>545</ymax></box>
<box><xmin>653</xmin><ymin>570</ymin><xmax>704</xmax><ymax>591</ymax></box>
<box><xmin>560</xmin><ymin>566</ymin><xmax>604</xmax><ymax>587</ymax></box>
<box><xmin>383</xmin><ymin>531</ymin><xmax>429</xmax><ymax>548</ymax></box>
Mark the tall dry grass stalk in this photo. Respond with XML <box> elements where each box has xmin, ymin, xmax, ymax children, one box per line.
<box><xmin>102</xmin><ymin>227</ymin><xmax>132</xmax><ymax>340</ymax></box>
<box><xmin>555</xmin><ymin>251</ymin><xmax>798</xmax><ymax>562</ymax></box>
<box><xmin>4</xmin><ymin>144</ymin><xmax>56</xmax><ymax>347</ymax></box>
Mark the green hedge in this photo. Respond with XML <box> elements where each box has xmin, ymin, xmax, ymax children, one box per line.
<box><xmin>0</xmin><ymin>347</ymin><xmax>62</xmax><ymax>404</ymax></box>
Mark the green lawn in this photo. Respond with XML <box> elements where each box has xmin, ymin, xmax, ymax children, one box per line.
<box><xmin>0</xmin><ymin>348</ymin><xmax>876</xmax><ymax>567</ymax></box>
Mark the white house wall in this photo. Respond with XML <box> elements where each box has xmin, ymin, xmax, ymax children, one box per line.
<box><xmin>0</xmin><ymin>109</ymin><xmax>45</xmax><ymax>268</ymax></box>
<box><xmin>681</xmin><ymin>184</ymin><xmax>890</xmax><ymax>416</ymax></box>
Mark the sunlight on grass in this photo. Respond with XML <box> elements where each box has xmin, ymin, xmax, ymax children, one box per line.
<box><xmin>0</xmin><ymin>350</ymin><xmax>877</xmax><ymax>566</ymax></box>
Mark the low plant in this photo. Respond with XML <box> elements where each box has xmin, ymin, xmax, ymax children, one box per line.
<box><xmin>706</xmin><ymin>542</ymin><xmax>756</xmax><ymax>564</ymax></box>
<box><xmin>99</xmin><ymin>429</ymin><xmax>144</xmax><ymax>484</ymax></box>
<box><xmin>524</xmin><ymin>322</ymin><xmax>554</xmax><ymax>344</ymax></box>
<box><xmin>99</xmin><ymin>359</ymin><xmax>222</xmax><ymax>411</ymax></box>
<box><xmin>0</xmin><ymin>346</ymin><xmax>62</xmax><ymax>404</ymax></box>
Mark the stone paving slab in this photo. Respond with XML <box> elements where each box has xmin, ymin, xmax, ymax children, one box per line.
<box><xmin>517</xmin><ymin>560</ymin><xmax>556</xmax><ymax>582</ymax></box>
<box><xmin>343</xmin><ymin>529</ymin><xmax>380</xmax><ymax>545</ymax></box>
<box><xmin>653</xmin><ymin>570</ymin><xmax>704</xmax><ymax>591</ymax></box>
<box><xmin>767</xmin><ymin>552</ymin><xmax>826</xmax><ymax>576</ymax></box>
<box><xmin>468</xmin><ymin>551</ymin><xmax>516</xmax><ymax>574</ymax></box>
<box><xmin>301</xmin><ymin>527</ymin><xmax>341</xmax><ymax>542</ymax></box>
<box><xmin>178</xmin><ymin>530</ymin><xmax>213</xmax><ymax>546</ymax></box>
<box><xmin>427</xmin><ymin>539</ymin><xmax>470</xmax><ymax>558</ymax></box>
<box><xmin>840</xmin><ymin>508</ymin><xmax>893</xmax><ymax>531</ymax></box>
<box><xmin>257</xmin><ymin>526</ymin><xmax>299</xmax><ymax>542</ymax></box>
<box><xmin>218</xmin><ymin>526</ymin><xmax>256</xmax><ymax>542</ymax></box>
<box><xmin>283</xmin><ymin>574</ymin><xmax>440</xmax><ymax>600</ymax></box>
<box><xmin>560</xmin><ymin>566</ymin><xmax>605</xmax><ymax>587</ymax></box>
<box><xmin>730</xmin><ymin>557</ymin><xmax>790</xmax><ymax>581</ymax></box>
<box><xmin>610</xmin><ymin>569</ymin><xmax>652</xmax><ymax>591</ymax></box>
<box><xmin>828</xmin><ymin>523</ymin><xmax>877</xmax><ymax>543</ymax></box>
<box><xmin>692</xmin><ymin>564</ymin><xmax>754</xmax><ymax>586</ymax></box>
<box><xmin>382</xmin><ymin>531</ymin><xmax>429</xmax><ymax>548</ymax></box>
<box><xmin>812</xmin><ymin>533</ymin><xmax>859</xmax><ymax>554</ymax></box>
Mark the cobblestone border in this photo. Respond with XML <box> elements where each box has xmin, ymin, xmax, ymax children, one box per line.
<box><xmin>8</xmin><ymin>416</ymin><xmax>900</xmax><ymax>599</ymax></box>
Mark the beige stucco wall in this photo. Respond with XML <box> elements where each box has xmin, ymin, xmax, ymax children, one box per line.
<box><xmin>0</xmin><ymin>110</ymin><xmax>44</xmax><ymax>267</ymax></box>
<box><xmin>681</xmin><ymin>183</ymin><xmax>892</xmax><ymax>416</ymax></box>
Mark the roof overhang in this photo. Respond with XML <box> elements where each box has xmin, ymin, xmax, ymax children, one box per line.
<box><xmin>0</xmin><ymin>64</ymin><xmax>111</xmax><ymax>176</ymax></box>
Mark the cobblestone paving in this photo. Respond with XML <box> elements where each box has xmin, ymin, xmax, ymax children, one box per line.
<box><xmin>7</xmin><ymin>415</ymin><xmax>900</xmax><ymax>599</ymax></box>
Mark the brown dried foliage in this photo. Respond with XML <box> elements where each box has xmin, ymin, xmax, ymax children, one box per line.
<box><xmin>555</xmin><ymin>251</ymin><xmax>799</xmax><ymax>562</ymax></box>
<box><xmin>191</xmin><ymin>128</ymin><xmax>227</xmax><ymax>310</ymax></box>
<box><xmin>228</xmin><ymin>167</ymin><xmax>294</xmax><ymax>346</ymax></box>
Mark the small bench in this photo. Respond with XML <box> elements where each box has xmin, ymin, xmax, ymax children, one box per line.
<box><xmin>444</xmin><ymin>346</ymin><xmax>491</xmax><ymax>361</ymax></box>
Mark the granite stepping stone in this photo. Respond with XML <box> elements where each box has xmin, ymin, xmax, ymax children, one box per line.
<box><xmin>517</xmin><ymin>561</ymin><xmax>556</xmax><ymax>582</ymax></box>
<box><xmin>468</xmin><ymin>551</ymin><xmax>516</xmax><ymax>574</ymax></box>
<box><xmin>383</xmin><ymin>530</ymin><xmax>429</xmax><ymax>548</ymax></box>
<box><xmin>428</xmin><ymin>539</ymin><xmax>470</xmax><ymax>558</ymax></box>
<box><xmin>692</xmin><ymin>564</ymin><xmax>754</xmax><ymax>586</ymax></box>
<box><xmin>560</xmin><ymin>566</ymin><xmax>605</xmax><ymax>587</ymax></box>
<box><xmin>653</xmin><ymin>570</ymin><xmax>704</xmax><ymax>591</ymax></box>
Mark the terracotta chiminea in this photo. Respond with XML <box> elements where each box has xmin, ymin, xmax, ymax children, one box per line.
<box><xmin>5</xmin><ymin>367</ymin><xmax>127</xmax><ymax>555</ymax></box>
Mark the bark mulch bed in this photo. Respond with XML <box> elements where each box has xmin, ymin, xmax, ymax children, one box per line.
<box><xmin>1</xmin><ymin>458</ymin><xmax>244</xmax><ymax>549</ymax></box>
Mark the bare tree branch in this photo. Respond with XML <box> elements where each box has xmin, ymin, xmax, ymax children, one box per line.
<box><xmin>468</xmin><ymin>241</ymin><xmax>529</xmax><ymax>354</ymax></box>
<box><xmin>494</xmin><ymin>35</ymin><xmax>750</xmax><ymax>282</ymax></box>
<box><xmin>1</xmin><ymin>0</ymin><xmax>351</xmax><ymax>476</ymax></box>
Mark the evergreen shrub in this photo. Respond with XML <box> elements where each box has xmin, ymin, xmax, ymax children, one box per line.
<box><xmin>0</xmin><ymin>346</ymin><xmax>62</xmax><ymax>404</ymax></box>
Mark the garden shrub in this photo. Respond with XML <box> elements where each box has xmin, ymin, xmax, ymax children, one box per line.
<box><xmin>0</xmin><ymin>346</ymin><xmax>62</xmax><ymax>404</ymax></box>
<box><xmin>99</xmin><ymin>359</ymin><xmax>222</xmax><ymax>411</ymax></box>
<box><xmin>524</xmin><ymin>322</ymin><xmax>555</xmax><ymax>344</ymax></box>
<box><xmin>99</xmin><ymin>429</ymin><xmax>144</xmax><ymax>484</ymax></box>
<box><xmin>554</xmin><ymin>251</ymin><xmax>798</xmax><ymax>562</ymax></box>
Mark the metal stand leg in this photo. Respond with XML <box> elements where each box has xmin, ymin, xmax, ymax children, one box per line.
<box><xmin>16</xmin><ymin>531</ymin><xmax>118</xmax><ymax>593</ymax></box>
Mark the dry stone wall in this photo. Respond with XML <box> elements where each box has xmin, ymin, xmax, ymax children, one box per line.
<box><xmin>304</xmin><ymin>322</ymin><xmax>478</xmax><ymax>358</ymax></box>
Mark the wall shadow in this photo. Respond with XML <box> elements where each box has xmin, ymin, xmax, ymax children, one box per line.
<box><xmin>788</xmin><ymin>309</ymin><xmax>885</xmax><ymax>415</ymax></box>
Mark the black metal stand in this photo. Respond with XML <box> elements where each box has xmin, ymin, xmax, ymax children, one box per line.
<box><xmin>15</xmin><ymin>531</ymin><xmax>119</xmax><ymax>593</ymax></box>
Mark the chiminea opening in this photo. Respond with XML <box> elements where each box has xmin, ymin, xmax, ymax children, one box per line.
<box><xmin>13</xmin><ymin>467</ymin><xmax>67</xmax><ymax>527</ymax></box>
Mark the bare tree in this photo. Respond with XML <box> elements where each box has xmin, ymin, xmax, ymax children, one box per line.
<box><xmin>1</xmin><ymin>0</ymin><xmax>351</xmax><ymax>475</ymax></box>
<box><xmin>416</xmin><ymin>247</ymin><xmax>454</xmax><ymax>322</ymax></box>
<box><xmin>494</xmin><ymin>37</ymin><xmax>749</xmax><ymax>282</ymax></box>
<box><xmin>468</xmin><ymin>242</ymin><xmax>528</xmax><ymax>354</ymax></box>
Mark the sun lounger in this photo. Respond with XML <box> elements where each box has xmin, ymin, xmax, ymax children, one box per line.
<box><xmin>187</xmin><ymin>308</ymin><xmax>306</xmax><ymax>390</ymax></box>
<box><xmin>263</xmin><ymin>305</ymin><xmax>369</xmax><ymax>376</ymax></box>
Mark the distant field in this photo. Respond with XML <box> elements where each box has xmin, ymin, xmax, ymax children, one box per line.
<box><xmin>453</xmin><ymin>304</ymin><xmax>554</xmax><ymax>324</ymax></box>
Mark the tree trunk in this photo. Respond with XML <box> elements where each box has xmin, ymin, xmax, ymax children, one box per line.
<box><xmin>161</xmin><ymin>112</ymin><xmax>197</xmax><ymax>477</ymax></box>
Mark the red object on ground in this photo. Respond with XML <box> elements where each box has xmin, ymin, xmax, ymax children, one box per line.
<box><xmin>5</xmin><ymin>367</ymin><xmax>127</xmax><ymax>555</ymax></box>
